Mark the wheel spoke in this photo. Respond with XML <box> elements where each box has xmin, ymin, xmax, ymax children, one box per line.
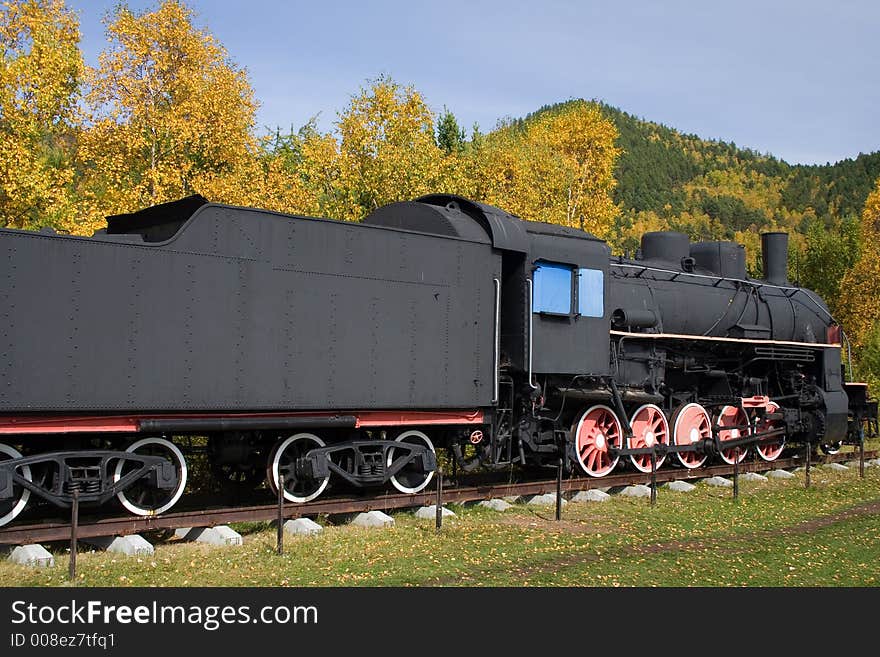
<box><xmin>673</xmin><ymin>403</ymin><xmax>709</xmax><ymax>469</ymax></box>
<box><xmin>268</xmin><ymin>433</ymin><xmax>329</xmax><ymax>503</ymax></box>
<box><xmin>388</xmin><ymin>430</ymin><xmax>435</xmax><ymax>494</ymax></box>
<box><xmin>115</xmin><ymin>437</ymin><xmax>187</xmax><ymax>517</ymax></box>
<box><xmin>574</xmin><ymin>405</ymin><xmax>623</xmax><ymax>477</ymax></box>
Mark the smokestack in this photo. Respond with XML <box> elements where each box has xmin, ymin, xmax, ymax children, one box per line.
<box><xmin>761</xmin><ymin>232</ymin><xmax>789</xmax><ymax>286</ymax></box>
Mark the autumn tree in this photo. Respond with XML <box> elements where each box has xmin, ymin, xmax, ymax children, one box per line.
<box><xmin>331</xmin><ymin>76</ymin><xmax>449</xmax><ymax>220</ymax></box>
<box><xmin>799</xmin><ymin>215</ymin><xmax>860</xmax><ymax>314</ymax></box>
<box><xmin>471</xmin><ymin>101</ymin><xmax>620</xmax><ymax>236</ymax></box>
<box><xmin>0</xmin><ymin>0</ymin><xmax>82</xmax><ymax>229</ymax></box>
<box><xmin>76</xmin><ymin>0</ymin><xmax>260</xmax><ymax>231</ymax></box>
<box><xmin>837</xmin><ymin>178</ymin><xmax>880</xmax><ymax>348</ymax></box>
<box><xmin>261</xmin><ymin>119</ymin><xmax>341</xmax><ymax>217</ymax></box>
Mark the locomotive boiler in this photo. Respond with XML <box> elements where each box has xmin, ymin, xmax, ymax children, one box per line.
<box><xmin>0</xmin><ymin>193</ymin><xmax>872</xmax><ymax>526</ymax></box>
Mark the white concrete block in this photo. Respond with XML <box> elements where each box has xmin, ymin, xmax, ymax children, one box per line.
<box><xmin>84</xmin><ymin>534</ymin><xmax>154</xmax><ymax>557</ymax></box>
<box><xmin>570</xmin><ymin>489</ymin><xmax>611</xmax><ymax>502</ymax></box>
<box><xmin>351</xmin><ymin>510</ymin><xmax>394</xmax><ymax>528</ymax></box>
<box><xmin>739</xmin><ymin>472</ymin><xmax>768</xmax><ymax>483</ymax></box>
<box><xmin>618</xmin><ymin>484</ymin><xmax>652</xmax><ymax>498</ymax></box>
<box><xmin>767</xmin><ymin>469</ymin><xmax>796</xmax><ymax>479</ymax></box>
<box><xmin>527</xmin><ymin>493</ymin><xmax>567</xmax><ymax>506</ymax></box>
<box><xmin>283</xmin><ymin>518</ymin><xmax>323</xmax><ymax>536</ymax></box>
<box><xmin>703</xmin><ymin>476</ymin><xmax>733</xmax><ymax>487</ymax></box>
<box><xmin>664</xmin><ymin>480</ymin><xmax>696</xmax><ymax>492</ymax></box>
<box><xmin>177</xmin><ymin>525</ymin><xmax>243</xmax><ymax>546</ymax></box>
<box><xmin>502</xmin><ymin>495</ymin><xmax>521</xmax><ymax>503</ymax></box>
<box><xmin>825</xmin><ymin>462</ymin><xmax>849</xmax><ymax>471</ymax></box>
<box><xmin>478</xmin><ymin>499</ymin><xmax>512</xmax><ymax>512</ymax></box>
<box><xmin>9</xmin><ymin>544</ymin><xmax>54</xmax><ymax>567</ymax></box>
<box><xmin>415</xmin><ymin>505</ymin><xmax>456</xmax><ymax>520</ymax></box>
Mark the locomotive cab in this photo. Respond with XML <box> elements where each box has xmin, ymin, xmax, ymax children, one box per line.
<box><xmin>525</xmin><ymin>224</ymin><xmax>610</xmax><ymax>377</ymax></box>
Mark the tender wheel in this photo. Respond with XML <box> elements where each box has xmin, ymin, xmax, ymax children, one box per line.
<box><xmin>573</xmin><ymin>405</ymin><xmax>623</xmax><ymax>477</ymax></box>
<box><xmin>0</xmin><ymin>444</ymin><xmax>32</xmax><ymax>527</ymax></box>
<box><xmin>267</xmin><ymin>433</ymin><xmax>330</xmax><ymax>503</ymax></box>
<box><xmin>671</xmin><ymin>403</ymin><xmax>710</xmax><ymax>469</ymax></box>
<box><xmin>754</xmin><ymin>401</ymin><xmax>785</xmax><ymax>462</ymax></box>
<box><xmin>388</xmin><ymin>430</ymin><xmax>435</xmax><ymax>494</ymax></box>
<box><xmin>114</xmin><ymin>437</ymin><xmax>188</xmax><ymax>517</ymax></box>
<box><xmin>628</xmin><ymin>404</ymin><xmax>669</xmax><ymax>473</ymax></box>
<box><xmin>716</xmin><ymin>405</ymin><xmax>749</xmax><ymax>465</ymax></box>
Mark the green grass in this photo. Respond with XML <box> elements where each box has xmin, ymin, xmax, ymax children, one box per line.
<box><xmin>3</xmin><ymin>465</ymin><xmax>880</xmax><ymax>587</ymax></box>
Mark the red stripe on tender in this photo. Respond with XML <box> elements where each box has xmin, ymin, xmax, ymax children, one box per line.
<box><xmin>355</xmin><ymin>410</ymin><xmax>484</xmax><ymax>427</ymax></box>
<box><xmin>0</xmin><ymin>416</ymin><xmax>141</xmax><ymax>434</ymax></box>
<box><xmin>0</xmin><ymin>409</ymin><xmax>485</xmax><ymax>435</ymax></box>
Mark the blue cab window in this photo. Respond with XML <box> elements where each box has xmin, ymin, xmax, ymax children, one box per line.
<box><xmin>578</xmin><ymin>268</ymin><xmax>604</xmax><ymax>318</ymax></box>
<box><xmin>533</xmin><ymin>263</ymin><xmax>572</xmax><ymax>314</ymax></box>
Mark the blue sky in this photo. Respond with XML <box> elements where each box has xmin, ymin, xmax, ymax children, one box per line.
<box><xmin>66</xmin><ymin>0</ymin><xmax>879</xmax><ymax>165</ymax></box>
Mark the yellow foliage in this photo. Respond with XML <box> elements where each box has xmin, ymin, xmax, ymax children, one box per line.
<box><xmin>837</xmin><ymin>178</ymin><xmax>880</xmax><ymax>347</ymax></box>
<box><xmin>609</xmin><ymin>210</ymin><xmax>670</xmax><ymax>254</ymax></box>
<box><xmin>332</xmin><ymin>76</ymin><xmax>448</xmax><ymax>220</ymax></box>
<box><xmin>0</xmin><ymin>0</ymin><xmax>82</xmax><ymax>229</ymax></box>
<box><xmin>471</xmin><ymin>102</ymin><xmax>620</xmax><ymax>237</ymax></box>
<box><xmin>74</xmin><ymin>0</ymin><xmax>260</xmax><ymax>233</ymax></box>
<box><xmin>2</xmin><ymin>4</ymin><xmax>622</xmax><ymax>241</ymax></box>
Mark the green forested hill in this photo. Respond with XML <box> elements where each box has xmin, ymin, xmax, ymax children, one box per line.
<box><xmin>522</xmin><ymin>100</ymin><xmax>877</xmax><ymax>314</ymax></box>
<box><xmin>602</xmin><ymin>102</ymin><xmax>880</xmax><ymax>227</ymax></box>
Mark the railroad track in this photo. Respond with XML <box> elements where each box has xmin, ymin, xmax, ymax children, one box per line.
<box><xmin>0</xmin><ymin>450</ymin><xmax>874</xmax><ymax>545</ymax></box>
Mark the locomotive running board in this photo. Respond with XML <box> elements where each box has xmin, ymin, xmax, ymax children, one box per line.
<box><xmin>0</xmin><ymin>409</ymin><xmax>485</xmax><ymax>435</ymax></box>
<box><xmin>610</xmin><ymin>330</ymin><xmax>840</xmax><ymax>348</ymax></box>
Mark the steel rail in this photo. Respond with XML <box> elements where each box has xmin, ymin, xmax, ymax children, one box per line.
<box><xmin>0</xmin><ymin>450</ymin><xmax>873</xmax><ymax>545</ymax></box>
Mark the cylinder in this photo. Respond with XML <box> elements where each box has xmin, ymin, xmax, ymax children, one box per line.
<box><xmin>761</xmin><ymin>232</ymin><xmax>789</xmax><ymax>286</ymax></box>
<box><xmin>690</xmin><ymin>241</ymin><xmax>746</xmax><ymax>279</ymax></box>
<box><xmin>611</xmin><ymin>308</ymin><xmax>658</xmax><ymax>329</ymax></box>
<box><xmin>640</xmin><ymin>232</ymin><xmax>690</xmax><ymax>264</ymax></box>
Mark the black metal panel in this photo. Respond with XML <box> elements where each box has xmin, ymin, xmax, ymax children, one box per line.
<box><xmin>0</xmin><ymin>203</ymin><xmax>499</xmax><ymax>412</ymax></box>
<box><xmin>821</xmin><ymin>346</ymin><xmax>848</xmax><ymax>441</ymax></box>
<box><xmin>417</xmin><ymin>194</ymin><xmax>530</xmax><ymax>253</ymax></box>
<box><xmin>500</xmin><ymin>251</ymin><xmax>528</xmax><ymax>370</ymax></box>
<box><xmin>363</xmin><ymin>201</ymin><xmax>491</xmax><ymax>243</ymax></box>
<box><xmin>527</xmin><ymin>229</ymin><xmax>610</xmax><ymax>376</ymax></box>
<box><xmin>608</xmin><ymin>261</ymin><xmax>832</xmax><ymax>344</ymax></box>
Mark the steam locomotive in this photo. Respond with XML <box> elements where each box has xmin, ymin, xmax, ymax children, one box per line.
<box><xmin>0</xmin><ymin>194</ymin><xmax>872</xmax><ymax>526</ymax></box>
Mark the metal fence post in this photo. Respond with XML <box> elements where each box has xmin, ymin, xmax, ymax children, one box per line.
<box><xmin>733</xmin><ymin>448</ymin><xmax>739</xmax><ymax>501</ymax></box>
<box><xmin>805</xmin><ymin>443</ymin><xmax>811</xmax><ymax>489</ymax></box>
<box><xmin>555</xmin><ymin>459</ymin><xmax>563</xmax><ymax>521</ymax></box>
<box><xmin>277</xmin><ymin>473</ymin><xmax>284</xmax><ymax>555</ymax></box>
<box><xmin>860</xmin><ymin>430</ymin><xmax>866</xmax><ymax>479</ymax></box>
<box><xmin>69</xmin><ymin>489</ymin><xmax>79</xmax><ymax>583</ymax></box>
<box><xmin>435</xmin><ymin>467</ymin><xmax>443</xmax><ymax>533</ymax></box>
<box><xmin>650</xmin><ymin>450</ymin><xmax>657</xmax><ymax>507</ymax></box>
